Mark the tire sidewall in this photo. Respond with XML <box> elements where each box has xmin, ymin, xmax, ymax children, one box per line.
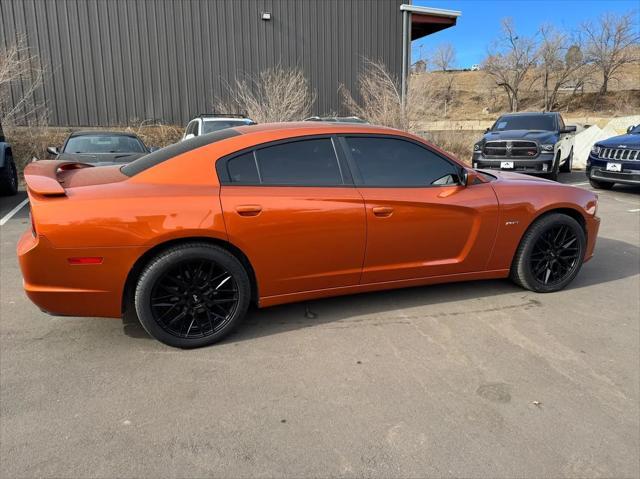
<box><xmin>0</xmin><ymin>156</ymin><xmax>18</xmax><ymax>196</ymax></box>
<box><xmin>517</xmin><ymin>214</ymin><xmax>586</xmax><ymax>293</ymax></box>
<box><xmin>134</xmin><ymin>245</ymin><xmax>251</xmax><ymax>348</ymax></box>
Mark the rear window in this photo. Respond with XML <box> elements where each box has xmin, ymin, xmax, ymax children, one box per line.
<box><xmin>223</xmin><ymin>138</ymin><xmax>344</xmax><ymax>186</ymax></box>
<box><xmin>122</xmin><ymin>128</ymin><xmax>240</xmax><ymax>177</ymax></box>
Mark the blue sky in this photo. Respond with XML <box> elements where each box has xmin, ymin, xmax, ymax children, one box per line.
<box><xmin>412</xmin><ymin>0</ymin><xmax>639</xmax><ymax>68</ymax></box>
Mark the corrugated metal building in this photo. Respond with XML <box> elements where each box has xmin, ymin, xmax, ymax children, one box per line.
<box><xmin>0</xmin><ymin>0</ymin><xmax>459</xmax><ymax>126</ymax></box>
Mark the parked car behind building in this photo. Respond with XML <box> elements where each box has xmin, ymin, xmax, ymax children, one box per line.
<box><xmin>0</xmin><ymin>121</ymin><xmax>19</xmax><ymax>196</ymax></box>
<box><xmin>472</xmin><ymin>112</ymin><xmax>576</xmax><ymax>181</ymax></box>
<box><xmin>182</xmin><ymin>114</ymin><xmax>256</xmax><ymax>140</ymax></box>
<box><xmin>47</xmin><ymin>131</ymin><xmax>156</xmax><ymax>166</ymax></box>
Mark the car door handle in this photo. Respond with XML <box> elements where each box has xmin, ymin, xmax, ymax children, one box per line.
<box><xmin>372</xmin><ymin>206</ymin><xmax>394</xmax><ymax>217</ymax></box>
<box><xmin>235</xmin><ymin>205</ymin><xmax>262</xmax><ymax>216</ymax></box>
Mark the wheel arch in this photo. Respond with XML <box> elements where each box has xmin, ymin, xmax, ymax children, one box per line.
<box><xmin>121</xmin><ymin>236</ymin><xmax>259</xmax><ymax>314</ymax></box>
<box><xmin>515</xmin><ymin>206</ymin><xmax>588</xmax><ymax>261</ymax></box>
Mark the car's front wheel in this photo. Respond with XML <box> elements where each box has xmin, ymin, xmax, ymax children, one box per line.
<box><xmin>511</xmin><ymin>213</ymin><xmax>586</xmax><ymax>293</ymax></box>
<box><xmin>134</xmin><ymin>243</ymin><xmax>251</xmax><ymax>348</ymax></box>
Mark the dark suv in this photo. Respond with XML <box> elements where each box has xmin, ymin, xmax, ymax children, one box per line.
<box><xmin>472</xmin><ymin>112</ymin><xmax>576</xmax><ymax>181</ymax></box>
<box><xmin>587</xmin><ymin>124</ymin><xmax>640</xmax><ymax>189</ymax></box>
<box><xmin>0</xmin><ymin>121</ymin><xmax>19</xmax><ymax>196</ymax></box>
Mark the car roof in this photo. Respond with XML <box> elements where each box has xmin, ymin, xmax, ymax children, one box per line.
<box><xmin>232</xmin><ymin>121</ymin><xmax>400</xmax><ymax>135</ymax></box>
<box><xmin>499</xmin><ymin>112</ymin><xmax>558</xmax><ymax>117</ymax></box>
<box><xmin>201</xmin><ymin>117</ymin><xmax>253</xmax><ymax>122</ymax></box>
<box><xmin>69</xmin><ymin>130</ymin><xmax>141</xmax><ymax>138</ymax></box>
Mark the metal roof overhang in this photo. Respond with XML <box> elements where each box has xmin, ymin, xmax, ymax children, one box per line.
<box><xmin>399</xmin><ymin>4</ymin><xmax>461</xmax><ymax>40</ymax></box>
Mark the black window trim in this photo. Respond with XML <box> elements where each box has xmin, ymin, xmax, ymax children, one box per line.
<box><xmin>216</xmin><ymin>134</ymin><xmax>354</xmax><ymax>187</ymax></box>
<box><xmin>122</xmin><ymin>128</ymin><xmax>241</xmax><ymax>177</ymax></box>
<box><xmin>337</xmin><ymin>133</ymin><xmax>465</xmax><ymax>188</ymax></box>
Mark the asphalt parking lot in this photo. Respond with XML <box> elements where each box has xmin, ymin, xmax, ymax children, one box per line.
<box><xmin>1</xmin><ymin>173</ymin><xmax>638</xmax><ymax>478</ymax></box>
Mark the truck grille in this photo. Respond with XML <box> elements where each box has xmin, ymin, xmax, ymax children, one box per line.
<box><xmin>599</xmin><ymin>147</ymin><xmax>640</xmax><ymax>161</ymax></box>
<box><xmin>483</xmin><ymin>141</ymin><xmax>539</xmax><ymax>158</ymax></box>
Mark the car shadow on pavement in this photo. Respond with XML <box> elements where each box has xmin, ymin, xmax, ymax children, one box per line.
<box><xmin>121</xmin><ymin>236</ymin><xmax>639</xmax><ymax>344</ymax></box>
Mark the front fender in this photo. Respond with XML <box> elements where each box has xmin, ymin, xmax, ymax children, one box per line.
<box><xmin>486</xmin><ymin>180</ymin><xmax>597</xmax><ymax>270</ymax></box>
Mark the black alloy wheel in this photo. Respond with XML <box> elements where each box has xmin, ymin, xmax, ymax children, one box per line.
<box><xmin>528</xmin><ymin>224</ymin><xmax>580</xmax><ymax>286</ymax></box>
<box><xmin>150</xmin><ymin>259</ymin><xmax>239</xmax><ymax>339</ymax></box>
<box><xmin>511</xmin><ymin>213</ymin><xmax>586</xmax><ymax>292</ymax></box>
<box><xmin>135</xmin><ymin>243</ymin><xmax>251</xmax><ymax>348</ymax></box>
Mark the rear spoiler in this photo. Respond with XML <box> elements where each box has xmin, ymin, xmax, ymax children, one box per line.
<box><xmin>24</xmin><ymin>160</ymin><xmax>94</xmax><ymax>196</ymax></box>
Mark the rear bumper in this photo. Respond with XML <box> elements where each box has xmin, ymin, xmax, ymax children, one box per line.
<box><xmin>17</xmin><ymin>231</ymin><xmax>144</xmax><ymax>318</ymax></box>
<box><xmin>586</xmin><ymin>156</ymin><xmax>640</xmax><ymax>185</ymax></box>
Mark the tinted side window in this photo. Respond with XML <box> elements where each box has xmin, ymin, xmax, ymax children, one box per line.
<box><xmin>255</xmin><ymin>138</ymin><xmax>343</xmax><ymax>185</ymax></box>
<box><xmin>345</xmin><ymin>137</ymin><xmax>459</xmax><ymax>187</ymax></box>
<box><xmin>227</xmin><ymin>152</ymin><xmax>259</xmax><ymax>183</ymax></box>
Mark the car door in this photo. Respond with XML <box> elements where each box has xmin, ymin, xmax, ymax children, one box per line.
<box><xmin>219</xmin><ymin>136</ymin><xmax>366</xmax><ymax>298</ymax></box>
<box><xmin>341</xmin><ymin>135</ymin><xmax>499</xmax><ymax>284</ymax></box>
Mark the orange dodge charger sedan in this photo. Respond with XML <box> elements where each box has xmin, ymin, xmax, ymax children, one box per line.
<box><xmin>18</xmin><ymin>122</ymin><xmax>600</xmax><ymax>348</ymax></box>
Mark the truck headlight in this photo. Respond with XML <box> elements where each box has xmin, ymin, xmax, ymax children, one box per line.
<box><xmin>591</xmin><ymin>145</ymin><xmax>601</xmax><ymax>155</ymax></box>
<box><xmin>541</xmin><ymin>144</ymin><xmax>554</xmax><ymax>151</ymax></box>
<box><xmin>473</xmin><ymin>143</ymin><xmax>481</xmax><ymax>151</ymax></box>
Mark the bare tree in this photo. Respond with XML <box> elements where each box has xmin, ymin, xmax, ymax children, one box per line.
<box><xmin>582</xmin><ymin>11</ymin><xmax>640</xmax><ymax>96</ymax></box>
<box><xmin>0</xmin><ymin>36</ymin><xmax>46</xmax><ymax>125</ymax></box>
<box><xmin>483</xmin><ymin>19</ymin><xmax>538</xmax><ymax>112</ymax></box>
<box><xmin>340</xmin><ymin>58</ymin><xmax>408</xmax><ymax>130</ymax></box>
<box><xmin>216</xmin><ymin>66</ymin><xmax>315</xmax><ymax>123</ymax></box>
<box><xmin>538</xmin><ymin>24</ymin><xmax>587</xmax><ymax>111</ymax></box>
<box><xmin>432</xmin><ymin>43</ymin><xmax>456</xmax><ymax>71</ymax></box>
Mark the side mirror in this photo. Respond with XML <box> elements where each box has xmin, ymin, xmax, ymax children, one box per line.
<box><xmin>561</xmin><ymin>125</ymin><xmax>577</xmax><ymax>134</ymax></box>
<box><xmin>627</xmin><ymin>125</ymin><xmax>636</xmax><ymax>134</ymax></box>
<box><xmin>484</xmin><ymin>127</ymin><xmax>490</xmax><ymax>133</ymax></box>
<box><xmin>47</xmin><ymin>146</ymin><xmax>59</xmax><ymax>157</ymax></box>
<box><xmin>183</xmin><ymin>133</ymin><xmax>195</xmax><ymax>141</ymax></box>
<box><xmin>459</xmin><ymin>168</ymin><xmax>469</xmax><ymax>187</ymax></box>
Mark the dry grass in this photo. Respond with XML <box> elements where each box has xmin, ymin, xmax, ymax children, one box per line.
<box><xmin>417</xmin><ymin>130</ymin><xmax>481</xmax><ymax>164</ymax></box>
<box><xmin>216</xmin><ymin>66</ymin><xmax>315</xmax><ymax>123</ymax></box>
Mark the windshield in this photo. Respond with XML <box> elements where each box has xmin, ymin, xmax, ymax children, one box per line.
<box><xmin>202</xmin><ymin>120</ymin><xmax>254</xmax><ymax>134</ymax></box>
<box><xmin>64</xmin><ymin>135</ymin><xmax>146</xmax><ymax>154</ymax></box>
<box><xmin>630</xmin><ymin>125</ymin><xmax>640</xmax><ymax>134</ymax></box>
<box><xmin>492</xmin><ymin>115</ymin><xmax>556</xmax><ymax>132</ymax></box>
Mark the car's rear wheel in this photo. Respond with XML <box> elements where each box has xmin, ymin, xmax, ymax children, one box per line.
<box><xmin>0</xmin><ymin>153</ymin><xmax>18</xmax><ymax>196</ymax></box>
<box><xmin>559</xmin><ymin>148</ymin><xmax>573</xmax><ymax>173</ymax></box>
<box><xmin>134</xmin><ymin>243</ymin><xmax>251</xmax><ymax>348</ymax></box>
<box><xmin>511</xmin><ymin>213</ymin><xmax>586</xmax><ymax>293</ymax></box>
<box><xmin>589</xmin><ymin>178</ymin><xmax>614</xmax><ymax>190</ymax></box>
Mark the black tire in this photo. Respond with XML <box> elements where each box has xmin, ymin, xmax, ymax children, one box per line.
<box><xmin>589</xmin><ymin>178</ymin><xmax>614</xmax><ymax>190</ymax></box>
<box><xmin>545</xmin><ymin>151</ymin><xmax>561</xmax><ymax>181</ymax></box>
<box><xmin>511</xmin><ymin>213</ymin><xmax>586</xmax><ymax>293</ymax></box>
<box><xmin>134</xmin><ymin>243</ymin><xmax>251</xmax><ymax>348</ymax></box>
<box><xmin>559</xmin><ymin>148</ymin><xmax>573</xmax><ymax>173</ymax></box>
<box><xmin>0</xmin><ymin>153</ymin><xmax>18</xmax><ymax>196</ymax></box>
